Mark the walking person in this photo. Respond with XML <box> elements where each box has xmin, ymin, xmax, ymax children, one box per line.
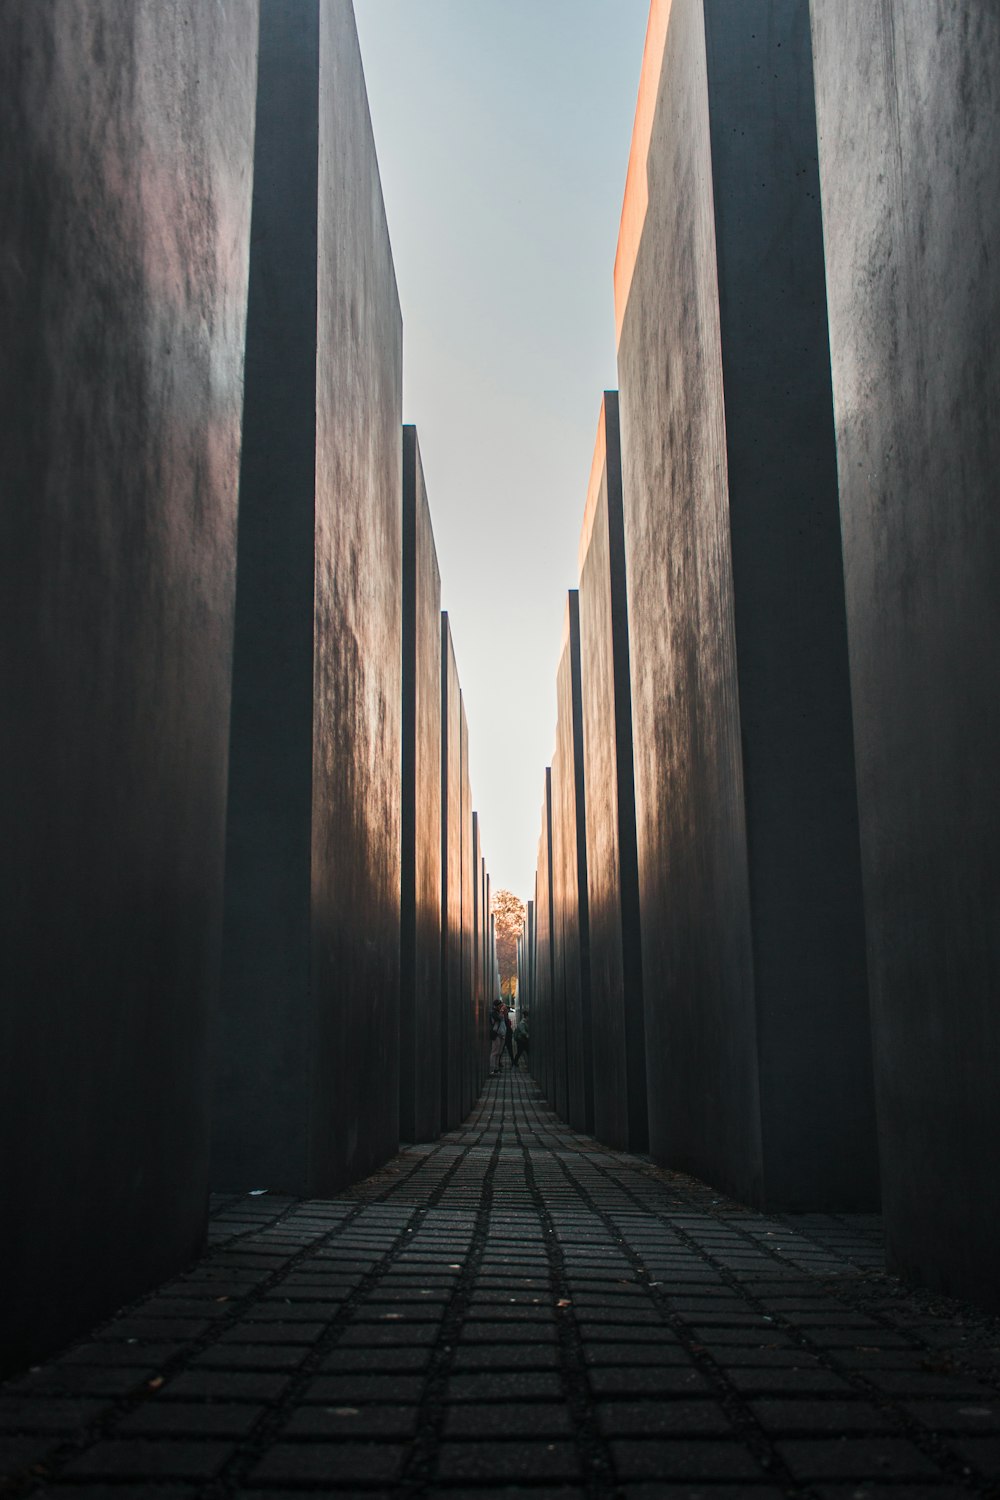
<box><xmin>513</xmin><ymin>1012</ymin><xmax>529</xmax><ymax>1070</ymax></box>
<box><xmin>503</xmin><ymin>1006</ymin><xmax>516</xmax><ymax>1069</ymax></box>
<box><xmin>489</xmin><ymin>1000</ymin><xmax>506</xmax><ymax>1076</ymax></box>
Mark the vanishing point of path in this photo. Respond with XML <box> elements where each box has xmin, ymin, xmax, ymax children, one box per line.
<box><xmin>3</xmin><ymin>1072</ymin><xmax>1000</xmax><ymax>1498</ymax></box>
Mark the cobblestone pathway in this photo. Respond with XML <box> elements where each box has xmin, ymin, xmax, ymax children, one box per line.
<box><xmin>3</xmin><ymin>1070</ymin><xmax>1000</xmax><ymax>1499</ymax></box>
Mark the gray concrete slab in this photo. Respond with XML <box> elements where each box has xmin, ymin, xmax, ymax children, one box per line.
<box><xmin>459</xmin><ymin>711</ymin><xmax>475</xmax><ymax>1120</ymax></box>
<box><xmin>440</xmin><ymin>615</ymin><xmax>463</xmax><ymax>1132</ymax></box>
<box><xmin>400</xmin><ymin>427</ymin><xmax>443</xmax><ymax>1146</ymax></box>
<box><xmin>615</xmin><ymin>0</ymin><xmax>877</xmax><ymax>1210</ymax></box>
<box><xmin>810</xmin><ymin>0</ymin><xmax>1000</xmax><ymax>1304</ymax></box>
<box><xmin>578</xmin><ymin>394</ymin><xmax>647</xmax><ymax>1154</ymax></box>
<box><xmin>211</xmin><ymin>0</ymin><xmax>402</xmax><ymax>1196</ymax></box>
<box><xmin>551</xmin><ymin>594</ymin><xmax>595</xmax><ymax>1134</ymax></box>
<box><xmin>0</xmin><ymin>0</ymin><xmax>258</xmax><ymax>1377</ymax></box>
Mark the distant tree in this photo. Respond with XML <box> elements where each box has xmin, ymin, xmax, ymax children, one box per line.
<box><xmin>491</xmin><ymin>889</ymin><xmax>526</xmax><ymax>1000</ymax></box>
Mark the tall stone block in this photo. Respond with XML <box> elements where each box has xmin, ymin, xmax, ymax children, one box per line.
<box><xmin>0</xmin><ymin>0</ymin><xmax>258</xmax><ymax>1374</ymax></box>
<box><xmin>616</xmin><ymin>0</ymin><xmax>877</xmax><ymax>1208</ymax></box>
<box><xmin>551</xmin><ymin>594</ymin><xmax>595</xmax><ymax>1133</ymax></box>
<box><xmin>578</xmin><ymin>395</ymin><xmax>647</xmax><ymax>1153</ymax></box>
<box><xmin>212</xmin><ymin>0</ymin><xmax>402</xmax><ymax>1195</ymax></box>
<box><xmin>470</xmin><ymin>811</ymin><xmax>481</xmax><ymax>1114</ymax></box>
<box><xmin>534</xmin><ymin>774</ymin><xmax>556</xmax><ymax>1106</ymax></box>
<box><xmin>440</xmin><ymin>614</ymin><xmax>463</xmax><ymax>1131</ymax></box>
<box><xmin>400</xmin><ymin>427</ymin><xmax>442</xmax><ymax>1145</ymax></box>
<box><xmin>811</xmin><ymin>1</ymin><xmax>1000</xmax><ymax>1303</ymax></box>
<box><xmin>459</xmin><ymin>703</ymin><xmax>474</xmax><ymax>1119</ymax></box>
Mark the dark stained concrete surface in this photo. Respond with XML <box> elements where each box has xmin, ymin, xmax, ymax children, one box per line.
<box><xmin>7</xmin><ymin>1073</ymin><xmax>1000</xmax><ymax>1499</ymax></box>
<box><xmin>400</xmin><ymin>428</ymin><xmax>443</xmax><ymax>1147</ymax></box>
<box><xmin>811</xmin><ymin>0</ymin><xmax>1000</xmax><ymax>1305</ymax></box>
<box><xmin>0</xmin><ymin>0</ymin><xmax>258</xmax><ymax>1377</ymax></box>
<box><xmin>440</xmin><ymin>616</ymin><xmax>463</xmax><ymax>1132</ymax></box>
<box><xmin>212</xmin><ymin>0</ymin><xmax>403</xmax><ymax>1197</ymax></box>
<box><xmin>551</xmin><ymin>594</ymin><xmax>595</xmax><ymax>1135</ymax></box>
<box><xmin>616</xmin><ymin>0</ymin><xmax>877</xmax><ymax>1211</ymax></box>
<box><xmin>577</xmin><ymin>394</ymin><xmax>647</xmax><ymax>1155</ymax></box>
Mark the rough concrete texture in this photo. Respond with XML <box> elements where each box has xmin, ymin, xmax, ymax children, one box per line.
<box><xmin>811</xmin><ymin>0</ymin><xmax>1000</xmax><ymax>1304</ymax></box>
<box><xmin>577</xmin><ymin>394</ymin><xmax>647</xmax><ymax>1154</ymax></box>
<box><xmin>440</xmin><ymin>615</ymin><xmax>463</xmax><ymax>1131</ymax></box>
<box><xmin>616</xmin><ymin>0</ymin><xmax>878</xmax><ymax>1210</ymax></box>
<box><xmin>213</xmin><ymin>0</ymin><xmax>402</xmax><ymax>1197</ymax></box>
<box><xmin>551</xmin><ymin>594</ymin><xmax>595</xmax><ymax>1134</ymax></box>
<box><xmin>400</xmin><ymin>427</ymin><xmax>442</xmax><ymax>1146</ymax></box>
<box><xmin>0</xmin><ymin>0</ymin><xmax>258</xmax><ymax>1376</ymax></box>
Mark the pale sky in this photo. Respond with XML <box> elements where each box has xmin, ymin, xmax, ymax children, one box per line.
<box><xmin>353</xmin><ymin>0</ymin><xmax>650</xmax><ymax>905</ymax></box>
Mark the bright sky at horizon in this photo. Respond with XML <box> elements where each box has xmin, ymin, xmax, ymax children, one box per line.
<box><xmin>353</xmin><ymin>0</ymin><xmax>650</xmax><ymax>906</ymax></box>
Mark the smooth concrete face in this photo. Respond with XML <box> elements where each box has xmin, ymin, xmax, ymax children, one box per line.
<box><xmin>400</xmin><ymin>428</ymin><xmax>442</xmax><ymax>1145</ymax></box>
<box><xmin>616</xmin><ymin>0</ymin><xmax>876</xmax><ymax>1208</ymax></box>
<box><xmin>440</xmin><ymin>615</ymin><xmax>463</xmax><ymax>1130</ymax></box>
<box><xmin>811</xmin><ymin>0</ymin><xmax>1000</xmax><ymax>1302</ymax></box>
<box><xmin>0</xmin><ymin>0</ymin><xmax>257</xmax><ymax>1375</ymax></box>
<box><xmin>578</xmin><ymin>395</ymin><xmax>647</xmax><ymax>1153</ymax></box>
<box><xmin>551</xmin><ymin>596</ymin><xmax>594</xmax><ymax>1133</ymax></box>
<box><xmin>213</xmin><ymin>0</ymin><xmax>402</xmax><ymax>1196</ymax></box>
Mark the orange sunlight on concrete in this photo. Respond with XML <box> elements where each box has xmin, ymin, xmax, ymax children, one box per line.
<box><xmin>614</xmin><ymin>0</ymin><xmax>672</xmax><ymax>346</ymax></box>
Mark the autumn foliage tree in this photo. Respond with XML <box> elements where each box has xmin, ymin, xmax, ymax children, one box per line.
<box><xmin>491</xmin><ymin>888</ymin><xmax>526</xmax><ymax>1000</ymax></box>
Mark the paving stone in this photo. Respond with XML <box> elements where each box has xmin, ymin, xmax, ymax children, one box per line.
<box><xmin>0</xmin><ymin>1433</ymin><xmax>58</xmax><ymax>1476</ymax></box>
<box><xmin>776</xmin><ymin>1437</ymin><xmax>943</xmax><ymax>1480</ymax></box>
<box><xmin>163</xmin><ymin>1370</ymin><xmax>293</xmax><ymax>1401</ymax></box>
<box><xmin>117</xmin><ymin>1400</ymin><xmax>264</xmax><ymax>1437</ymax></box>
<box><xmin>249</xmin><ymin>1440</ymin><xmax>408</xmax><ymax>1484</ymax></box>
<box><xmin>435</xmin><ymin>1439</ymin><xmax>580</xmax><ymax>1482</ymax></box>
<box><xmin>952</xmin><ymin>1436</ymin><xmax>1000</xmax><ymax>1474</ymax></box>
<box><xmin>610</xmin><ymin>1438</ymin><xmax>764</xmax><ymax>1481</ymax></box>
<box><xmin>302</xmin><ymin>1374</ymin><xmax>424</xmax><ymax>1404</ymax></box>
<box><xmin>444</xmin><ymin>1402</ymin><xmax>572</xmax><ymax>1439</ymax></box>
<box><xmin>0</xmin><ymin>1396</ymin><xmax>106</xmax><ymax>1432</ymax></box>
<box><xmin>446</xmin><ymin>1372</ymin><xmax>565</xmax><ymax>1403</ymax></box>
<box><xmin>280</xmin><ymin>1404</ymin><xmax>419</xmax><ymax>1439</ymax></box>
<box><xmin>62</xmin><ymin>1439</ymin><xmax>235</xmax><ymax>1479</ymax></box>
<box><xmin>190</xmin><ymin>1344</ymin><xmax>307</xmax><ymax>1371</ymax></box>
<box><xmin>598</xmin><ymin>1399</ymin><xmax>733</xmax><ymax>1437</ymax></box>
<box><xmin>320</xmin><ymin>1346</ymin><xmax>433</xmax><ymax>1373</ymax></box>
<box><xmin>749</xmin><ymin>1398</ymin><xmax>896</xmax><ymax>1434</ymax></box>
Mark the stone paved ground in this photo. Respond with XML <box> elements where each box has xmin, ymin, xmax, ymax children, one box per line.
<box><xmin>2</xmin><ymin>1069</ymin><xmax>1000</xmax><ymax>1499</ymax></box>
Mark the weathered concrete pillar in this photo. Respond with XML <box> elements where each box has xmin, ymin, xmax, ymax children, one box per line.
<box><xmin>578</xmin><ymin>395</ymin><xmax>648</xmax><ymax>1153</ymax></box>
<box><xmin>440</xmin><ymin>613</ymin><xmax>463</xmax><ymax>1131</ymax></box>
<box><xmin>616</xmin><ymin>0</ymin><xmax>878</xmax><ymax>1208</ymax></box>
<box><xmin>811</xmin><ymin>0</ymin><xmax>1000</xmax><ymax>1303</ymax></box>
<box><xmin>0</xmin><ymin>0</ymin><xmax>258</xmax><ymax>1375</ymax></box>
<box><xmin>552</xmin><ymin>593</ymin><xmax>595</xmax><ymax>1133</ymax></box>
<box><xmin>534</xmin><ymin>772</ymin><xmax>557</xmax><ymax>1107</ymax></box>
<box><xmin>212</xmin><ymin>0</ymin><xmax>402</xmax><ymax>1196</ymax></box>
<box><xmin>400</xmin><ymin>426</ymin><xmax>443</xmax><ymax>1146</ymax></box>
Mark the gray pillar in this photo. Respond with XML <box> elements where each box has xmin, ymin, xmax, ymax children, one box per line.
<box><xmin>811</xmin><ymin>0</ymin><xmax>1000</xmax><ymax>1304</ymax></box>
<box><xmin>440</xmin><ymin>613</ymin><xmax>463</xmax><ymax>1131</ymax></box>
<box><xmin>401</xmin><ymin>427</ymin><xmax>443</xmax><ymax>1146</ymax></box>
<box><xmin>0</xmin><ymin>0</ymin><xmax>257</xmax><ymax>1375</ymax></box>
<box><xmin>616</xmin><ymin>0</ymin><xmax>877</xmax><ymax>1209</ymax></box>
<box><xmin>578</xmin><ymin>394</ymin><xmax>647</xmax><ymax>1153</ymax></box>
<box><xmin>212</xmin><ymin>0</ymin><xmax>402</xmax><ymax>1196</ymax></box>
